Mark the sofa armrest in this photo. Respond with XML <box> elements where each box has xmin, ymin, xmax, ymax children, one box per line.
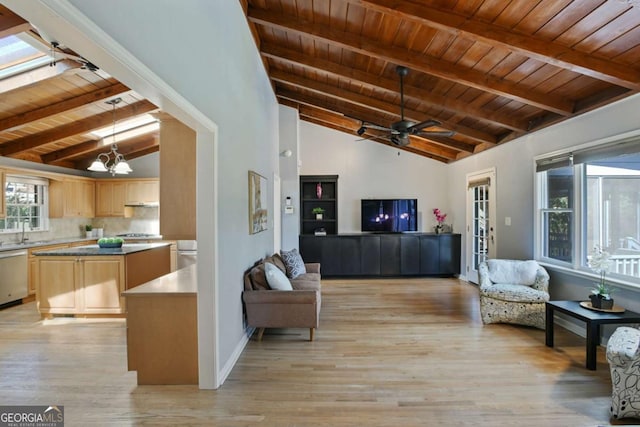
<box><xmin>243</xmin><ymin>290</ymin><xmax>318</xmax><ymax>305</ymax></box>
<box><xmin>305</xmin><ymin>263</ymin><xmax>321</xmax><ymax>274</ymax></box>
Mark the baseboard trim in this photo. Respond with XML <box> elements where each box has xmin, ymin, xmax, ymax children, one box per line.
<box><xmin>553</xmin><ymin>314</ymin><xmax>612</xmax><ymax>347</ymax></box>
<box><xmin>217</xmin><ymin>327</ymin><xmax>253</xmax><ymax>386</ymax></box>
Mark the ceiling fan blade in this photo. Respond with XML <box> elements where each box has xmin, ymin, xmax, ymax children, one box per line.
<box><xmin>356</xmin><ymin>134</ymin><xmax>385</xmax><ymax>142</ymax></box>
<box><xmin>408</xmin><ymin>119</ymin><xmax>441</xmax><ymax>133</ymax></box>
<box><xmin>363</xmin><ymin>123</ymin><xmax>394</xmax><ymax>132</ymax></box>
<box><xmin>415</xmin><ymin>130</ymin><xmax>456</xmax><ymax>138</ymax></box>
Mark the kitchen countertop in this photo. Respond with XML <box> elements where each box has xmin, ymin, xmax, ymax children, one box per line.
<box><xmin>0</xmin><ymin>235</ymin><xmax>164</xmax><ymax>253</ymax></box>
<box><xmin>33</xmin><ymin>242</ymin><xmax>171</xmax><ymax>256</ymax></box>
<box><xmin>123</xmin><ymin>264</ymin><xmax>196</xmax><ymax>296</ymax></box>
<box><xmin>0</xmin><ymin>237</ymin><xmax>98</xmax><ymax>252</ymax></box>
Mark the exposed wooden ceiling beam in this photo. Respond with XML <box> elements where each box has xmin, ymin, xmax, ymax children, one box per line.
<box><xmin>0</xmin><ymin>100</ymin><xmax>157</xmax><ymax>156</ymax></box>
<box><xmin>248</xmin><ymin>6</ymin><xmax>574</xmax><ymax>115</ymax></box>
<box><xmin>261</xmin><ymin>43</ymin><xmax>529</xmax><ymax>133</ymax></box>
<box><xmin>277</xmin><ymin>90</ymin><xmax>477</xmax><ymax>153</ymax></box>
<box><xmin>0</xmin><ymin>5</ymin><xmax>31</xmax><ymax>38</ymax></box>
<box><xmin>41</xmin><ymin>138</ymin><xmax>103</xmax><ymax>164</ymax></box>
<box><xmin>270</xmin><ymin>69</ymin><xmax>496</xmax><ymax>145</ymax></box>
<box><xmin>345</xmin><ymin>0</ymin><xmax>640</xmax><ymax>91</ymax></box>
<box><xmin>0</xmin><ymin>82</ymin><xmax>131</xmax><ymax>132</ymax></box>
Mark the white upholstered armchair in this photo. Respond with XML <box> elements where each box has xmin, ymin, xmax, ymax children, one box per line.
<box><xmin>607</xmin><ymin>326</ymin><xmax>640</xmax><ymax>419</ymax></box>
<box><xmin>478</xmin><ymin>259</ymin><xmax>550</xmax><ymax>329</ymax></box>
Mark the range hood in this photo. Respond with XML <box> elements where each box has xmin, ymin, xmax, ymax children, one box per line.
<box><xmin>124</xmin><ymin>202</ymin><xmax>159</xmax><ymax>207</ymax></box>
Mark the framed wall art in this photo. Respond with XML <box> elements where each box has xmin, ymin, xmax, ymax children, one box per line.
<box><xmin>248</xmin><ymin>170</ymin><xmax>268</xmax><ymax>234</ymax></box>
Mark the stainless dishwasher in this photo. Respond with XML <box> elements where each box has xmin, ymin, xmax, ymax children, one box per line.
<box><xmin>0</xmin><ymin>249</ymin><xmax>28</xmax><ymax>306</ymax></box>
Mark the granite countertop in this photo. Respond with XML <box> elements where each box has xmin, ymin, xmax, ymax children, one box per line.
<box><xmin>33</xmin><ymin>242</ymin><xmax>171</xmax><ymax>256</ymax></box>
<box><xmin>0</xmin><ymin>237</ymin><xmax>98</xmax><ymax>252</ymax></box>
<box><xmin>0</xmin><ymin>235</ymin><xmax>164</xmax><ymax>253</ymax></box>
<box><xmin>123</xmin><ymin>264</ymin><xmax>197</xmax><ymax>296</ymax></box>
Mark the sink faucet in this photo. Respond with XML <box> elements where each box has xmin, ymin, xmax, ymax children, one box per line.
<box><xmin>21</xmin><ymin>220</ymin><xmax>29</xmax><ymax>244</ymax></box>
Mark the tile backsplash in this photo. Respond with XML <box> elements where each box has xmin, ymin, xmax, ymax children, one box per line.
<box><xmin>0</xmin><ymin>207</ymin><xmax>159</xmax><ymax>245</ymax></box>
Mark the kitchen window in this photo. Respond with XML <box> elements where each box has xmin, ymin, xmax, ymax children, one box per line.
<box><xmin>0</xmin><ymin>175</ymin><xmax>49</xmax><ymax>233</ymax></box>
<box><xmin>535</xmin><ymin>136</ymin><xmax>640</xmax><ymax>285</ymax></box>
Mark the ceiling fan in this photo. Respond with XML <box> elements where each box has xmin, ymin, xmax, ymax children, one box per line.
<box><xmin>356</xmin><ymin>66</ymin><xmax>455</xmax><ymax>147</ymax></box>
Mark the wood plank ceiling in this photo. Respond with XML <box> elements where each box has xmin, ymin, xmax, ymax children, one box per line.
<box><xmin>1</xmin><ymin>2</ymin><xmax>639</xmax><ymax>170</ymax></box>
<box><xmin>0</xmin><ymin>5</ymin><xmax>160</xmax><ymax>172</ymax></box>
<box><xmin>242</xmin><ymin>0</ymin><xmax>640</xmax><ymax>162</ymax></box>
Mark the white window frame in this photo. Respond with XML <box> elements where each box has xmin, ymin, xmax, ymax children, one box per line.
<box><xmin>534</xmin><ymin>130</ymin><xmax>640</xmax><ymax>289</ymax></box>
<box><xmin>2</xmin><ymin>174</ymin><xmax>49</xmax><ymax>233</ymax></box>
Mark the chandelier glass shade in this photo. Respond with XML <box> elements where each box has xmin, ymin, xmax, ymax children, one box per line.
<box><xmin>87</xmin><ymin>98</ymin><xmax>132</xmax><ymax>176</ymax></box>
<box><xmin>88</xmin><ymin>144</ymin><xmax>133</xmax><ymax>175</ymax></box>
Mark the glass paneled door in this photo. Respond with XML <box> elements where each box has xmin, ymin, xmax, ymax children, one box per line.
<box><xmin>466</xmin><ymin>169</ymin><xmax>496</xmax><ymax>283</ymax></box>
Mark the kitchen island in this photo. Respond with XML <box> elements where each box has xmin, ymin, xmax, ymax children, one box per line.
<box><xmin>123</xmin><ymin>264</ymin><xmax>197</xmax><ymax>385</ymax></box>
<box><xmin>34</xmin><ymin>243</ymin><xmax>171</xmax><ymax>317</ymax></box>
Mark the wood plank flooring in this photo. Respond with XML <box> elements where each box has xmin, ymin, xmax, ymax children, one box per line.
<box><xmin>0</xmin><ymin>278</ymin><xmax>631</xmax><ymax>426</ymax></box>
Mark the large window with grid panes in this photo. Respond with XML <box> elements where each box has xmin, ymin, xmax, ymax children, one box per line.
<box><xmin>535</xmin><ymin>136</ymin><xmax>640</xmax><ymax>285</ymax></box>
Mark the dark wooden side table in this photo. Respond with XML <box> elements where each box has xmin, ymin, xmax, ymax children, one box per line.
<box><xmin>545</xmin><ymin>300</ymin><xmax>640</xmax><ymax>370</ymax></box>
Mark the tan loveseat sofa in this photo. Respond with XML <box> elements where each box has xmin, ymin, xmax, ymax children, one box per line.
<box><xmin>242</xmin><ymin>253</ymin><xmax>321</xmax><ymax>341</ymax></box>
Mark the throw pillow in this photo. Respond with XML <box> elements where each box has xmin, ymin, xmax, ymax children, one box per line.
<box><xmin>280</xmin><ymin>248</ymin><xmax>307</xmax><ymax>279</ymax></box>
<box><xmin>264</xmin><ymin>262</ymin><xmax>293</xmax><ymax>291</ymax></box>
<box><xmin>487</xmin><ymin>259</ymin><xmax>539</xmax><ymax>286</ymax></box>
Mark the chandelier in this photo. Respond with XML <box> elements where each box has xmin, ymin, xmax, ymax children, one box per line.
<box><xmin>87</xmin><ymin>98</ymin><xmax>133</xmax><ymax>176</ymax></box>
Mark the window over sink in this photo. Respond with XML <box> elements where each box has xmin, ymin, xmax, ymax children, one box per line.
<box><xmin>0</xmin><ymin>175</ymin><xmax>49</xmax><ymax>233</ymax></box>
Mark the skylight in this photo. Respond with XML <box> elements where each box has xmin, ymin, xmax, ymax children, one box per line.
<box><xmin>0</xmin><ymin>34</ymin><xmax>51</xmax><ymax>80</ymax></box>
<box><xmin>92</xmin><ymin>113</ymin><xmax>159</xmax><ymax>144</ymax></box>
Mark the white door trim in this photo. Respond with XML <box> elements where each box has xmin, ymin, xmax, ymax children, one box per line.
<box><xmin>466</xmin><ymin>167</ymin><xmax>497</xmax><ymax>284</ymax></box>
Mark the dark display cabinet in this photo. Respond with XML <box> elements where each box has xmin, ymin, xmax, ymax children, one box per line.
<box><xmin>300</xmin><ymin>175</ymin><xmax>338</xmax><ymax>235</ymax></box>
<box><xmin>299</xmin><ymin>233</ymin><xmax>461</xmax><ymax>278</ymax></box>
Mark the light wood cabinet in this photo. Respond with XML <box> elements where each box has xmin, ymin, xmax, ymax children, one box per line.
<box><xmin>35</xmin><ymin>244</ymin><xmax>170</xmax><ymax>316</ymax></box>
<box><xmin>37</xmin><ymin>257</ymin><xmax>80</xmax><ymax>312</ymax></box>
<box><xmin>95</xmin><ymin>181</ymin><xmax>126</xmax><ymax>217</ymax></box>
<box><xmin>49</xmin><ymin>179</ymin><xmax>95</xmax><ymax>218</ymax></box>
<box><xmin>125</xmin><ymin>179</ymin><xmax>159</xmax><ymax>205</ymax></box>
<box><xmin>36</xmin><ymin>255</ymin><xmax>124</xmax><ymax>315</ymax></box>
<box><xmin>159</xmin><ymin>115</ymin><xmax>196</xmax><ymax>240</ymax></box>
<box><xmin>28</xmin><ymin>243</ymin><xmax>71</xmax><ymax>295</ymax></box>
<box><xmin>0</xmin><ymin>168</ymin><xmax>5</xmax><ymax>218</ymax></box>
<box><xmin>81</xmin><ymin>257</ymin><xmax>125</xmax><ymax>313</ymax></box>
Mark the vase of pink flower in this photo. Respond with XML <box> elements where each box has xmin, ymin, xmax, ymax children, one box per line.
<box><xmin>433</xmin><ymin>208</ymin><xmax>447</xmax><ymax>234</ymax></box>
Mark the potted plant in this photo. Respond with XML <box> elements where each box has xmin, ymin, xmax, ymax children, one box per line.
<box><xmin>85</xmin><ymin>224</ymin><xmax>93</xmax><ymax>238</ymax></box>
<box><xmin>433</xmin><ymin>208</ymin><xmax>447</xmax><ymax>234</ymax></box>
<box><xmin>590</xmin><ymin>283</ymin><xmax>614</xmax><ymax>309</ymax></box>
<box><xmin>312</xmin><ymin>207</ymin><xmax>325</xmax><ymax>220</ymax></box>
<box><xmin>587</xmin><ymin>245</ymin><xmax>614</xmax><ymax>309</ymax></box>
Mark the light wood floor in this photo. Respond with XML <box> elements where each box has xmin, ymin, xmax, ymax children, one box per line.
<box><xmin>0</xmin><ymin>278</ymin><xmax>630</xmax><ymax>426</ymax></box>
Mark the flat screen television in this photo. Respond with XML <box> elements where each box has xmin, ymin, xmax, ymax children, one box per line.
<box><xmin>361</xmin><ymin>199</ymin><xmax>418</xmax><ymax>232</ymax></box>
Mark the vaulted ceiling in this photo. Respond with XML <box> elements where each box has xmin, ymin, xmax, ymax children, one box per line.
<box><xmin>0</xmin><ymin>5</ymin><xmax>160</xmax><ymax>172</ymax></box>
<box><xmin>0</xmin><ymin>2</ymin><xmax>639</xmax><ymax>170</ymax></box>
<box><xmin>242</xmin><ymin>0</ymin><xmax>640</xmax><ymax>162</ymax></box>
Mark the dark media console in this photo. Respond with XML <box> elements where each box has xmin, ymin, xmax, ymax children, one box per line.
<box><xmin>299</xmin><ymin>233</ymin><xmax>461</xmax><ymax>278</ymax></box>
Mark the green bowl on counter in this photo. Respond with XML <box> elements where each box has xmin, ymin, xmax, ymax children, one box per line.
<box><xmin>98</xmin><ymin>238</ymin><xmax>124</xmax><ymax>248</ymax></box>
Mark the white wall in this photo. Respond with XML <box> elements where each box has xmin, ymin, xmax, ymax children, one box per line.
<box><xmin>447</xmin><ymin>92</ymin><xmax>640</xmax><ymax>305</ymax></box>
<box><xmin>6</xmin><ymin>0</ymin><xmax>280</xmax><ymax>388</ymax></box>
<box><xmin>279</xmin><ymin>105</ymin><xmax>300</xmax><ymax>251</ymax></box>
<box><xmin>299</xmin><ymin>122</ymin><xmax>451</xmax><ymax>233</ymax></box>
